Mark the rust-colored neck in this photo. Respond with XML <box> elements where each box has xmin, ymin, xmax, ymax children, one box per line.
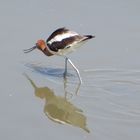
<box><xmin>42</xmin><ymin>46</ymin><xmax>53</xmax><ymax>56</ymax></box>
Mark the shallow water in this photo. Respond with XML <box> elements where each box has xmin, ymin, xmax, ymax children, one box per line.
<box><xmin>0</xmin><ymin>0</ymin><xmax>140</xmax><ymax>140</ymax></box>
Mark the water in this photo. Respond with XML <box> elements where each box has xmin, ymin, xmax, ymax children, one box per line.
<box><xmin>0</xmin><ymin>0</ymin><xmax>140</xmax><ymax>140</ymax></box>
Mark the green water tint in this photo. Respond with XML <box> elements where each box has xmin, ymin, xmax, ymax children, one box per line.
<box><xmin>24</xmin><ymin>74</ymin><xmax>90</xmax><ymax>133</ymax></box>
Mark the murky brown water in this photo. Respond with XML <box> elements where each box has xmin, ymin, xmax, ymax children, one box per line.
<box><xmin>0</xmin><ymin>0</ymin><xmax>140</xmax><ymax>140</ymax></box>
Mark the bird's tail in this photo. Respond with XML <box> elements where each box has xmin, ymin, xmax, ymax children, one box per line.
<box><xmin>85</xmin><ymin>35</ymin><xmax>95</xmax><ymax>39</ymax></box>
<box><xmin>83</xmin><ymin>35</ymin><xmax>95</xmax><ymax>41</ymax></box>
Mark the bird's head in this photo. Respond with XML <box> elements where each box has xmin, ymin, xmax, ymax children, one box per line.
<box><xmin>24</xmin><ymin>39</ymin><xmax>46</xmax><ymax>53</ymax></box>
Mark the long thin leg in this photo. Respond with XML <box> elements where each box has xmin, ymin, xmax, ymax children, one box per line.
<box><xmin>67</xmin><ymin>58</ymin><xmax>82</xmax><ymax>84</ymax></box>
<box><xmin>64</xmin><ymin>57</ymin><xmax>68</xmax><ymax>78</ymax></box>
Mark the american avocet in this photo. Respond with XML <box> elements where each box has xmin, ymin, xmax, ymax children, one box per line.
<box><xmin>24</xmin><ymin>27</ymin><xmax>95</xmax><ymax>83</ymax></box>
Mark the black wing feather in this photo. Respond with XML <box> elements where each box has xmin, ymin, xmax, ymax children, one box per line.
<box><xmin>47</xmin><ymin>35</ymin><xmax>82</xmax><ymax>52</ymax></box>
<box><xmin>46</xmin><ymin>27</ymin><xmax>69</xmax><ymax>42</ymax></box>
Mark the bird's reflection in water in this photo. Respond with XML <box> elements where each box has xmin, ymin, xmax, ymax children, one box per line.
<box><xmin>63</xmin><ymin>76</ymin><xmax>81</xmax><ymax>99</ymax></box>
<box><xmin>25</xmin><ymin>74</ymin><xmax>90</xmax><ymax>133</ymax></box>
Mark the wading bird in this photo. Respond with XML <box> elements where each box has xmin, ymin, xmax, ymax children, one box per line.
<box><xmin>24</xmin><ymin>27</ymin><xmax>95</xmax><ymax>83</ymax></box>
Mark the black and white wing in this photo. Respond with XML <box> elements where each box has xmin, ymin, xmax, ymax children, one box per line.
<box><xmin>46</xmin><ymin>27</ymin><xmax>79</xmax><ymax>51</ymax></box>
<box><xmin>46</xmin><ymin>27</ymin><xmax>94</xmax><ymax>52</ymax></box>
<box><xmin>47</xmin><ymin>27</ymin><xmax>70</xmax><ymax>42</ymax></box>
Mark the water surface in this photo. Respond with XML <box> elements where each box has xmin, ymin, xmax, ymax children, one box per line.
<box><xmin>0</xmin><ymin>0</ymin><xmax>140</xmax><ymax>140</ymax></box>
